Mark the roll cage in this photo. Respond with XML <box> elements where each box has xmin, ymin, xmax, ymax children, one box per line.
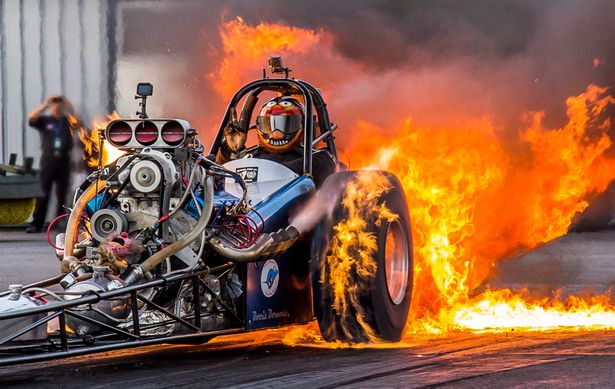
<box><xmin>208</xmin><ymin>77</ymin><xmax>339</xmax><ymax>177</ymax></box>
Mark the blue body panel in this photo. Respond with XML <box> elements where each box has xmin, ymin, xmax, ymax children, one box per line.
<box><xmin>186</xmin><ymin>190</ymin><xmax>239</xmax><ymax>221</ymax></box>
<box><xmin>85</xmin><ymin>193</ymin><xmax>106</xmax><ymax>216</ymax></box>
<box><xmin>241</xmin><ymin>176</ymin><xmax>315</xmax><ymax>330</ymax></box>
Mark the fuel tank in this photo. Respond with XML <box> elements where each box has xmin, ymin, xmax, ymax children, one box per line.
<box><xmin>64</xmin><ymin>267</ymin><xmax>129</xmax><ymax>335</ymax></box>
<box><xmin>0</xmin><ymin>285</ymin><xmax>47</xmax><ymax>341</ymax></box>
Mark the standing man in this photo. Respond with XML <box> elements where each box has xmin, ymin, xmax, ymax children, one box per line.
<box><xmin>26</xmin><ymin>96</ymin><xmax>75</xmax><ymax>233</ymax></box>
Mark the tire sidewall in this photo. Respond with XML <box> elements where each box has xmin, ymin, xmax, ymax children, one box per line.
<box><xmin>311</xmin><ymin>171</ymin><xmax>413</xmax><ymax>342</ymax></box>
<box><xmin>371</xmin><ymin>176</ymin><xmax>413</xmax><ymax>341</ymax></box>
<box><xmin>311</xmin><ymin>171</ymin><xmax>358</xmax><ymax>341</ymax></box>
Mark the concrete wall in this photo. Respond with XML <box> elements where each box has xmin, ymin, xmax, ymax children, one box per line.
<box><xmin>0</xmin><ymin>0</ymin><xmax>114</xmax><ymax>167</ymax></box>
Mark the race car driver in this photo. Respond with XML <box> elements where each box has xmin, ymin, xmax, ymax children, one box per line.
<box><xmin>216</xmin><ymin>96</ymin><xmax>337</xmax><ymax>187</ymax></box>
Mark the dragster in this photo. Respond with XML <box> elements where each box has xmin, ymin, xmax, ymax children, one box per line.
<box><xmin>0</xmin><ymin>58</ymin><xmax>414</xmax><ymax>366</ymax></box>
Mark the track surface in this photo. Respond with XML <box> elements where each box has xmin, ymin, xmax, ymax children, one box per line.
<box><xmin>1</xmin><ymin>229</ymin><xmax>615</xmax><ymax>388</ymax></box>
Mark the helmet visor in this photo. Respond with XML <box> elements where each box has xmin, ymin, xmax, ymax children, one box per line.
<box><xmin>256</xmin><ymin>115</ymin><xmax>303</xmax><ymax>136</ymax></box>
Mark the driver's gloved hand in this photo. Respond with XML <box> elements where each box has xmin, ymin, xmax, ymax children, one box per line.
<box><xmin>216</xmin><ymin>125</ymin><xmax>247</xmax><ymax>164</ymax></box>
<box><xmin>224</xmin><ymin>124</ymin><xmax>247</xmax><ymax>152</ymax></box>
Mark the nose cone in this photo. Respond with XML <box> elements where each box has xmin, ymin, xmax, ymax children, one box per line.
<box><xmin>271</xmin><ymin>105</ymin><xmax>285</xmax><ymax>115</ymax></box>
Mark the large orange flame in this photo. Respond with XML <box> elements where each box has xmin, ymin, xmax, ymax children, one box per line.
<box><xmin>349</xmin><ymin>85</ymin><xmax>615</xmax><ymax>334</ymax></box>
<box><xmin>209</xmin><ymin>17</ymin><xmax>322</xmax><ymax>100</ymax></box>
<box><xmin>210</xmin><ymin>19</ymin><xmax>615</xmax><ymax>338</ymax></box>
<box><xmin>75</xmin><ymin>112</ymin><xmax>124</xmax><ymax>168</ymax></box>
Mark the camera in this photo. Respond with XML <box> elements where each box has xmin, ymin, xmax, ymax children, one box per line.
<box><xmin>136</xmin><ymin>83</ymin><xmax>153</xmax><ymax>97</ymax></box>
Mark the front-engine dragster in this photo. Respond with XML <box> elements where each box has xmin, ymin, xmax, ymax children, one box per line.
<box><xmin>0</xmin><ymin>58</ymin><xmax>414</xmax><ymax>366</ymax></box>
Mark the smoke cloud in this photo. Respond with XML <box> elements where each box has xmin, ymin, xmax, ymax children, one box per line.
<box><xmin>116</xmin><ymin>0</ymin><xmax>615</xmax><ymax>139</ymax></box>
<box><xmin>114</xmin><ymin>2</ymin><xmax>615</xmax><ymax>224</ymax></box>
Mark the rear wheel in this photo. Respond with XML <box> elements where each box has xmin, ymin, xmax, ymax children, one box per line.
<box><xmin>311</xmin><ymin>171</ymin><xmax>413</xmax><ymax>343</ymax></box>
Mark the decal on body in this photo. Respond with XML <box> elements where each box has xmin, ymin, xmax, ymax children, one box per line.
<box><xmin>260</xmin><ymin>259</ymin><xmax>279</xmax><ymax>297</ymax></box>
<box><xmin>236</xmin><ymin>166</ymin><xmax>258</xmax><ymax>183</ymax></box>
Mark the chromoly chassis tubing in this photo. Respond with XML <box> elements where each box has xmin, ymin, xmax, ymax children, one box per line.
<box><xmin>192</xmin><ymin>275</ymin><xmax>201</xmax><ymax>328</ymax></box>
<box><xmin>0</xmin><ymin>311</ymin><xmax>62</xmax><ymax>346</ymax></box>
<box><xmin>0</xmin><ymin>264</ymin><xmax>237</xmax><ymax>367</ymax></box>
<box><xmin>312</xmin><ymin>123</ymin><xmax>337</xmax><ymax>146</ymax></box>
<box><xmin>197</xmin><ymin>278</ymin><xmax>243</xmax><ymax>325</ymax></box>
<box><xmin>208</xmin><ymin>78</ymin><xmax>322</xmax><ymax>176</ymax></box>
<box><xmin>64</xmin><ymin>310</ymin><xmax>139</xmax><ymax>340</ymax></box>
<box><xmin>0</xmin><ymin>264</ymin><xmax>234</xmax><ymax>321</ymax></box>
<box><xmin>136</xmin><ymin>295</ymin><xmax>199</xmax><ymax>332</ymax></box>
<box><xmin>58</xmin><ymin>311</ymin><xmax>68</xmax><ymax>351</ymax></box>
<box><xmin>131</xmin><ymin>291</ymin><xmax>140</xmax><ymax>338</ymax></box>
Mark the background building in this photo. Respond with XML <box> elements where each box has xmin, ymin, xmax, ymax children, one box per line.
<box><xmin>0</xmin><ymin>0</ymin><xmax>116</xmax><ymax>167</ymax></box>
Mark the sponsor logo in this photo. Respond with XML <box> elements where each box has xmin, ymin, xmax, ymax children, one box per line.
<box><xmin>260</xmin><ymin>259</ymin><xmax>279</xmax><ymax>297</ymax></box>
<box><xmin>252</xmin><ymin>309</ymin><xmax>290</xmax><ymax>322</ymax></box>
<box><xmin>236</xmin><ymin>167</ymin><xmax>258</xmax><ymax>183</ymax></box>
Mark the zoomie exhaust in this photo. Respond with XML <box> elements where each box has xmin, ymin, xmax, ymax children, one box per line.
<box><xmin>208</xmin><ymin>225</ymin><xmax>301</xmax><ymax>263</ymax></box>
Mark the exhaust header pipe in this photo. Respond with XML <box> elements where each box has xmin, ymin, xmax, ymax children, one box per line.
<box><xmin>208</xmin><ymin>226</ymin><xmax>301</xmax><ymax>263</ymax></box>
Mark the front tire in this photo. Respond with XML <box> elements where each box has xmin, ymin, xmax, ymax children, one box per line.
<box><xmin>311</xmin><ymin>171</ymin><xmax>413</xmax><ymax>343</ymax></box>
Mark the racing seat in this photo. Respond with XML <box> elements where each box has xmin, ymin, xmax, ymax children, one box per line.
<box><xmin>223</xmin><ymin>158</ymin><xmax>299</xmax><ymax>204</ymax></box>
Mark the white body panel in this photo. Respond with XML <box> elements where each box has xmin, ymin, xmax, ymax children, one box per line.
<box><xmin>223</xmin><ymin>158</ymin><xmax>299</xmax><ymax>204</ymax></box>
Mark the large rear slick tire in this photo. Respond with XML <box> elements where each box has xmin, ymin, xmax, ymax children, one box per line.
<box><xmin>311</xmin><ymin>171</ymin><xmax>413</xmax><ymax>343</ymax></box>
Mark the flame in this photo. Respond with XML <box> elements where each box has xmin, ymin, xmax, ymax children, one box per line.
<box><xmin>209</xmin><ymin>17</ymin><xmax>322</xmax><ymax>100</ymax></box>
<box><xmin>454</xmin><ymin>290</ymin><xmax>615</xmax><ymax>332</ymax></box>
<box><xmin>208</xmin><ymin>18</ymin><xmax>615</xmax><ymax>339</ymax></box>
<box><xmin>321</xmin><ymin>171</ymin><xmax>398</xmax><ymax>342</ymax></box>
<box><xmin>75</xmin><ymin>112</ymin><xmax>124</xmax><ymax>168</ymax></box>
<box><xmin>353</xmin><ymin>84</ymin><xmax>615</xmax><ymax>335</ymax></box>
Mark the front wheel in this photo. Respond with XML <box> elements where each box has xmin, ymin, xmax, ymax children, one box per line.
<box><xmin>311</xmin><ymin>171</ymin><xmax>413</xmax><ymax>343</ymax></box>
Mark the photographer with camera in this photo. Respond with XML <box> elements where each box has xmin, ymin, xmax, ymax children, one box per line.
<box><xmin>26</xmin><ymin>95</ymin><xmax>76</xmax><ymax>233</ymax></box>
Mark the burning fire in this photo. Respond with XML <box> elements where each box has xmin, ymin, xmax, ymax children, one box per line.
<box><xmin>321</xmin><ymin>171</ymin><xmax>398</xmax><ymax>342</ymax></box>
<box><xmin>455</xmin><ymin>290</ymin><xmax>615</xmax><ymax>331</ymax></box>
<box><xmin>210</xmin><ymin>18</ymin><xmax>615</xmax><ymax>339</ymax></box>
<box><xmin>348</xmin><ymin>84</ymin><xmax>615</xmax><ymax>335</ymax></box>
<box><xmin>74</xmin><ymin>112</ymin><xmax>124</xmax><ymax>168</ymax></box>
<box><xmin>209</xmin><ymin>17</ymin><xmax>322</xmax><ymax>100</ymax></box>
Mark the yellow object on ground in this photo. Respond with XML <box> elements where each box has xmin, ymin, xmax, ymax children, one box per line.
<box><xmin>0</xmin><ymin>198</ymin><xmax>35</xmax><ymax>225</ymax></box>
